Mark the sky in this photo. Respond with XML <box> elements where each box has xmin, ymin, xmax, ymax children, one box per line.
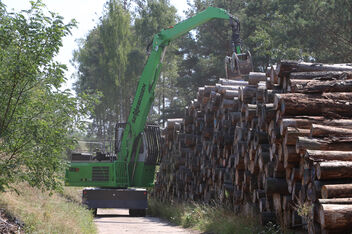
<box><xmin>2</xmin><ymin>0</ymin><xmax>190</xmax><ymax>91</ymax></box>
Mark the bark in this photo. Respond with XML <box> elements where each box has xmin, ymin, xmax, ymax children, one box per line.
<box><xmin>276</xmin><ymin>93</ymin><xmax>352</xmax><ymax>118</ymax></box>
<box><xmin>278</xmin><ymin>60</ymin><xmax>352</xmax><ymax>77</ymax></box>
<box><xmin>269</xmin><ymin>65</ymin><xmax>279</xmax><ymax>84</ymax></box>
<box><xmin>316</xmin><ymin>161</ymin><xmax>352</xmax><ymax>180</ymax></box>
<box><xmin>240</xmin><ymin>85</ymin><xmax>257</xmax><ymax>103</ymax></box>
<box><xmin>265</xmin><ymin>177</ymin><xmax>289</xmax><ymax>195</ymax></box>
<box><xmin>319</xmin><ymin>204</ymin><xmax>352</xmax><ymax>230</ymax></box>
<box><xmin>280</xmin><ymin>117</ymin><xmax>325</xmax><ymax>135</ymax></box>
<box><xmin>296</xmin><ymin>136</ymin><xmax>352</xmax><ymax>154</ymax></box>
<box><xmin>310</xmin><ymin>124</ymin><xmax>352</xmax><ymax>137</ymax></box>
<box><xmin>280</xmin><ymin>117</ymin><xmax>352</xmax><ymax>135</ymax></box>
<box><xmin>284</xmin><ymin>127</ymin><xmax>310</xmax><ymax>145</ymax></box>
<box><xmin>318</xmin><ymin>198</ymin><xmax>352</xmax><ymax>204</ymax></box>
<box><xmin>321</xmin><ymin>184</ymin><xmax>352</xmax><ymax>199</ymax></box>
<box><xmin>219</xmin><ymin>78</ymin><xmax>248</xmax><ymax>86</ymax></box>
<box><xmin>289</xmin><ymin>71</ymin><xmax>352</xmax><ymax>80</ymax></box>
<box><xmin>290</xmin><ymin>79</ymin><xmax>352</xmax><ymax>93</ymax></box>
<box><xmin>248</xmin><ymin>72</ymin><xmax>267</xmax><ymax>85</ymax></box>
<box><xmin>215</xmin><ymin>84</ymin><xmax>240</xmax><ymax>94</ymax></box>
<box><xmin>304</xmin><ymin>150</ymin><xmax>352</xmax><ymax>162</ymax></box>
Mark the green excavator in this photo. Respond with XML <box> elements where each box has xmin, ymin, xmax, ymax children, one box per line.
<box><xmin>65</xmin><ymin>7</ymin><xmax>253</xmax><ymax>217</ymax></box>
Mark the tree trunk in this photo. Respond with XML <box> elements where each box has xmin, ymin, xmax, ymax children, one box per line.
<box><xmin>296</xmin><ymin>136</ymin><xmax>352</xmax><ymax>154</ymax></box>
<box><xmin>284</xmin><ymin>127</ymin><xmax>310</xmax><ymax>145</ymax></box>
<box><xmin>248</xmin><ymin>72</ymin><xmax>267</xmax><ymax>85</ymax></box>
<box><xmin>289</xmin><ymin>71</ymin><xmax>352</xmax><ymax>80</ymax></box>
<box><xmin>321</xmin><ymin>184</ymin><xmax>352</xmax><ymax>199</ymax></box>
<box><xmin>278</xmin><ymin>60</ymin><xmax>352</xmax><ymax>77</ymax></box>
<box><xmin>318</xmin><ymin>198</ymin><xmax>352</xmax><ymax>204</ymax></box>
<box><xmin>305</xmin><ymin>150</ymin><xmax>352</xmax><ymax>162</ymax></box>
<box><xmin>290</xmin><ymin>79</ymin><xmax>352</xmax><ymax>93</ymax></box>
<box><xmin>265</xmin><ymin>177</ymin><xmax>289</xmax><ymax>195</ymax></box>
<box><xmin>280</xmin><ymin>117</ymin><xmax>352</xmax><ymax>135</ymax></box>
<box><xmin>276</xmin><ymin>93</ymin><xmax>352</xmax><ymax>117</ymax></box>
<box><xmin>319</xmin><ymin>204</ymin><xmax>352</xmax><ymax>230</ymax></box>
<box><xmin>316</xmin><ymin>161</ymin><xmax>352</xmax><ymax>180</ymax></box>
<box><xmin>310</xmin><ymin>124</ymin><xmax>352</xmax><ymax>137</ymax></box>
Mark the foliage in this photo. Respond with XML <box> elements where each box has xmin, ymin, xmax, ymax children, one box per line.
<box><xmin>74</xmin><ymin>0</ymin><xmax>179</xmax><ymax>135</ymax></box>
<box><xmin>294</xmin><ymin>199</ymin><xmax>312</xmax><ymax>220</ymax></box>
<box><xmin>0</xmin><ymin>1</ymin><xmax>95</xmax><ymax>191</ymax></box>
<box><xmin>74</xmin><ymin>0</ymin><xmax>133</xmax><ymax>139</ymax></box>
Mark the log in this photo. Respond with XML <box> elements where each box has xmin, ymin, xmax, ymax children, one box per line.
<box><xmin>284</xmin><ymin>127</ymin><xmax>310</xmax><ymax>145</ymax></box>
<box><xmin>319</xmin><ymin>204</ymin><xmax>352</xmax><ymax>230</ymax></box>
<box><xmin>304</xmin><ymin>150</ymin><xmax>352</xmax><ymax>162</ymax></box>
<box><xmin>223</xmin><ymin>89</ymin><xmax>239</xmax><ymax>99</ymax></box>
<box><xmin>290</xmin><ymin>79</ymin><xmax>352</xmax><ymax>93</ymax></box>
<box><xmin>280</xmin><ymin>117</ymin><xmax>352</xmax><ymax>135</ymax></box>
<box><xmin>321</xmin><ymin>184</ymin><xmax>352</xmax><ymax>199</ymax></box>
<box><xmin>316</xmin><ymin>161</ymin><xmax>352</xmax><ymax>180</ymax></box>
<box><xmin>278</xmin><ymin>60</ymin><xmax>352</xmax><ymax>77</ymax></box>
<box><xmin>215</xmin><ymin>84</ymin><xmax>240</xmax><ymax>94</ymax></box>
<box><xmin>289</xmin><ymin>71</ymin><xmax>352</xmax><ymax>80</ymax></box>
<box><xmin>269</xmin><ymin>65</ymin><xmax>278</xmax><ymax>84</ymax></box>
<box><xmin>318</xmin><ymin>198</ymin><xmax>352</xmax><ymax>204</ymax></box>
<box><xmin>310</xmin><ymin>124</ymin><xmax>352</xmax><ymax>137</ymax></box>
<box><xmin>309</xmin><ymin>179</ymin><xmax>352</xmax><ymax>201</ymax></box>
<box><xmin>218</xmin><ymin>78</ymin><xmax>248</xmax><ymax>86</ymax></box>
<box><xmin>284</xmin><ymin>145</ymin><xmax>300</xmax><ymax>166</ymax></box>
<box><xmin>280</xmin><ymin>117</ymin><xmax>325</xmax><ymax>135</ymax></box>
<box><xmin>240</xmin><ymin>85</ymin><xmax>257</xmax><ymax>103</ymax></box>
<box><xmin>296</xmin><ymin>137</ymin><xmax>352</xmax><ymax>154</ymax></box>
<box><xmin>275</xmin><ymin>93</ymin><xmax>352</xmax><ymax>118</ymax></box>
<box><xmin>265</xmin><ymin>177</ymin><xmax>289</xmax><ymax>195</ymax></box>
<box><xmin>248</xmin><ymin>72</ymin><xmax>267</xmax><ymax>85</ymax></box>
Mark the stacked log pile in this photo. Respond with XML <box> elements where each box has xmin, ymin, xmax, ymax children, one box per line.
<box><xmin>152</xmin><ymin>61</ymin><xmax>352</xmax><ymax>233</ymax></box>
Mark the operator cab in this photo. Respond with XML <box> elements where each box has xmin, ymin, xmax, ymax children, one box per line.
<box><xmin>69</xmin><ymin>124</ymin><xmax>162</xmax><ymax>166</ymax></box>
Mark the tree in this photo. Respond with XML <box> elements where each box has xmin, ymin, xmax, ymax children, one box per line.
<box><xmin>74</xmin><ymin>0</ymin><xmax>181</xmax><ymax>132</ymax></box>
<box><xmin>0</xmin><ymin>1</ymin><xmax>93</xmax><ymax>191</ymax></box>
<box><xmin>74</xmin><ymin>0</ymin><xmax>133</xmax><ymax>139</ymax></box>
<box><xmin>133</xmin><ymin>0</ymin><xmax>180</xmax><ymax>125</ymax></box>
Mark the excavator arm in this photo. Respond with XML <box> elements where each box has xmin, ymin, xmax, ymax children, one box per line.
<box><xmin>119</xmin><ymin>7</ymin><xmax>233</xmax><ymax>164</ymax></box>
<box><xmin>117</xmin><ymin>8</ymin><xmax>240</xmax><ymax>185</ymax></box>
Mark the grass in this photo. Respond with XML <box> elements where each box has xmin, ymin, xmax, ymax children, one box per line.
<box><xmin>148</xmin><ymin>199</ymin><xmax>281</xmax><ymax>234</ymax></box>
<box><xmin>0</xmin><ymin>184</ymin><xmax>96</xmax><ymax>234</ymax></box>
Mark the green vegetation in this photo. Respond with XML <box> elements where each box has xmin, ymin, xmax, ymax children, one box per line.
<box><xmin>148</xmin><ymin>199</ymin><xmax>281</xmax><ymax>234</ymax></box>
<box><xmin>0</xmin><ymin>1</ymin><xmax>96</xmax><ymax>192</ymax></box>
<box><xmin>73</xmin><ymin>0</ymin><xmax>179</xmax><ymax>139</ymax></box>
<box><xmin>0</xmin><ymin>184</ymin><xmax>96</xmax><ymax>233</ymax></box>
<box><xmin>0</xmin><ymin>1</ymin><xmax>97</xmax><ymax>232</ymax></box>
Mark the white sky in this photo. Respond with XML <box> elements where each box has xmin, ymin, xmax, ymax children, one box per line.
<box><xmin>2</xmin><ymin>0</ymin><xmax>190</xmax><ymax>91</ymax></box>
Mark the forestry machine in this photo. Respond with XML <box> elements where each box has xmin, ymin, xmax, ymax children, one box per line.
<box><xmin>65</xmin><ymin>7</ymin><xmax>253</xmax><ymax>217</ymax></box>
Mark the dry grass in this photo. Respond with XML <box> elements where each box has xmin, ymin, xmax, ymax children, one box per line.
<box><xmin>148</xmin><ymin>199</ymin><xmax>281</xmax><ymax>234</ymax></box>
<box><xmin>61</xmin><ymin>186</ymin><xmax>84</xmax><ymax>204</ymax></box>
<box><xmin>0</xmin><ymin>184</ymin><xmax>96</xmax><ymax>234</ymax></box>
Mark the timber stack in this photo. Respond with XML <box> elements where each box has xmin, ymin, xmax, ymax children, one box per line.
<box><xmin>152</xmin><ymin>60</ymin><xmax>352</xmax><ymax>233</ymax></box>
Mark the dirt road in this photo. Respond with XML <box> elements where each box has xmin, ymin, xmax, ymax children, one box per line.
<box><xmin>94</xmin><ymin>209</ymin><xmax>198</xmax><ymax>234</ymax></box>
